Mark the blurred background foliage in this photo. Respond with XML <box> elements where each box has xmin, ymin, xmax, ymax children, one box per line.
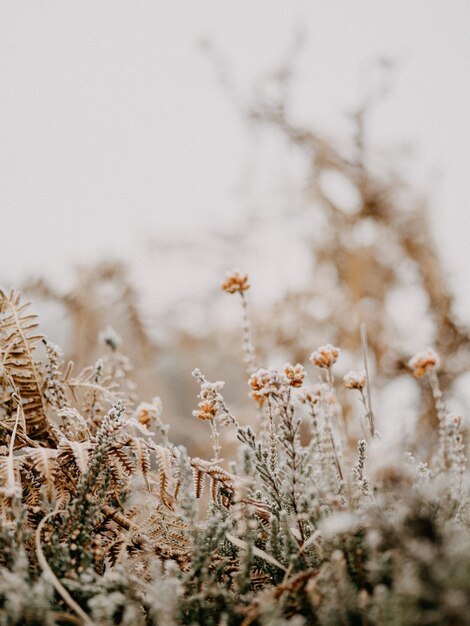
<box><xmin>17</xmin><ymin>44</ymin><xmax>470</xmax><ymax>458</ymax></box>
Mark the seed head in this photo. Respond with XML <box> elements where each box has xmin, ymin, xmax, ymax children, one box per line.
<box><xmin>248</xmin><ymin>368</ymin><xmax>284</xmax><ymax>396</ymax></box>
<box><xmin>221</xmin><ymin>271</ymin><xmax>250</xmax><ymax>294</ymax></box>
<box><xmin>343</xmin><ymin>370</ymin><xmax>367</xmax><ymax>390</ymax></box>
<box><xmin>299</xmin><ymin>383</ymin><xmax>327</xmax><ymax>405</ymax></box>
<box><xmin>310</xmin><ymin>344</ymin><xmax>340</xmax><ymax>369</ymax></box>
<box><xmin>408</xmin><ymin>348</ymin><xmax>440</xmax><ymax>378</ymax></box>
<box><xmin>298</xmin><ymin>389</ymin><xmax>318</xmax><ymax>405</ymax></box>
<box><xmin>135</xmin><ymin>397</ymin><xmax>163</xmax><ymax>428</ymax></box>
<box><xmin>283</xmin><ymin>363</ymin><xmax>305</xmax><ymax>388</ymax></box>
<box><xmin>193</xmin><ymin>400</ymin><xmax>218</xmax><ymax>421</ymax></box>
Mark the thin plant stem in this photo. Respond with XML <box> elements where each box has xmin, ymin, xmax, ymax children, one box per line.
<box><xmin>36</xmin><ymin>511</ymin><xmax>96</xmax><ymax>626</ymax></box>
<box><xmin>210</xmin><ymin>419</ymin><xmax>221</xmax><ymax>462</ymax></box>
<box><xmin>266</xmin><ymin>395</ymin><xmax>278</xmax><ymax>473</ymax></box>
<box><xmin>427</xmin><ymin>370</ymin><xmax>448</xmax><ymax>470</ymax></box>
<box><xmin>360</xmin><ymin>323</ymin><xmax>376</xmax><ymax>438</ymax></box>
<box><xmin>239</xmin><ymin>290</ymin><xmax>257</xmax><ymax>376</ymax></box>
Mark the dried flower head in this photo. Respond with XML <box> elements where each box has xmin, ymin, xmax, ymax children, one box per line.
<box><xmin>135</xmin><ymin>397</ymin><xmax>163</xmax><ymax>428</ymax></box>
<box><xmin>310</xmin><ymin>344</ymin><xmax>340</xmax><ymax>369</ymax></box>
<box><xmin>248</xmin><ymin>367</ymin><xmax>284</xmax><ymax>396</ymax></box>
<box><xmin>298</xmin><ymin>389</ymin><xmax>317</xmax><ymax>405</ymax></box>
<box><xmin>298</xmin><ymin>383</ymin><xmax>327</xmax><ymax>405</ymax></box>
<box><xmin>192</xmin><ymin>373</ymin><xmax>225</xmax><ymax>421</ymax></box>
<box><xmin>249</xmin><ymin>390</ymin><xmax>265</xmax><ymax>407</ymax></box>
<box><xmin>221</xmin><ymin>271</ymin><xmax>250</xmax><ymax>294</ymax></box>
<box><xmin>343</xmin><ymin>370</ymin><xmax>367</xmax><ymax>390</ymax></box>
<box><xmin>193</xmin><ymin>400</ymin><xmax>218</xmax><ymax>421</ymax></box>
<box><xmin>408</xmin><ymin>347</ymin><xmax>441</xmax><ymax>378</ymax></box>
<box><xmin>283</xmin><ymin>363</ymin><xmax>305</xmax><ymax>388</ymax></box>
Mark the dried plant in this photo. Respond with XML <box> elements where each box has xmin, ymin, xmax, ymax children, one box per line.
<box><xmin>14</xmin><ymin>111</ymin><xmax>469</xmax><ymax>453</ymax></box>
<box><xmin>23</xmin><ymin>260</ymin><xmax>156</xmax><ymax>370</ymax></box>
<box><xmin>243</xmin><ymin>62</ymin><xmax>470</xmax><ymax>442</ymax></box>
<box><xmin>0</xmin><ymin>49</ymin><xmax>468</xmax><ymax>625</ymax></box>
<box><xmin>0</xmin><ymin>273</ymin><xmax>469</xmax><ymax>626</ymax></box>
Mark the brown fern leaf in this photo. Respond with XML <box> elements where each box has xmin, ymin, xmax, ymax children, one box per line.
<box><xmin>106</xmin><ymin>536</ymin><xmax>127</xmax><ymax>567</ymax></box>
<box><xmin>190</xmin><ymin>457</ymin><xmax>239</xmax><ymax>492</ymax></box>
<box><xmin>0</xmin><ymin>406</ymin><xmax>35</xmax><ymax>450</ymax></box>
<box><xmin>155</xmin><ymin>445</ymin><xmax>173</xmax><ymax>509</ymax></box>
<box><xmin>129</xmin><ymin>437</ymin><xmax>151</xmax><ymax>491</ymax></box>
<box><xmin>192</xmin><ymin>467</ymin><xmax>205</xmax><ymax>499</ymax></box>
<box><xmin>53</xmin><ymin>471</ymin><xmax>74</xmax><ymax>509</ymax></box>
<box><xmin>210</xmin><ymin>476</ymin><xmax>219</xmax><ymax>502</ymax></box>
<box><xmin>57</xmin><ymin>439</ymin><xmax>91</xmax><ymax>475</ymax></box>
<box><xmin>135</xmin><ymin>509</ymin><xmax>190</xmax><ymax>559</ymax></box>
<box><xmin>107</xmin><ymin>443</ymin><xmax>136</xmax><ymax>481</ymax></box>
<box><xmin>64</xmin><ymin>362</ymin><xmax>120</xmax><ymax>422</ymax></box>
<box><xmin>0</xmin><ymin>455</ymin><xmax>20</xmax><ymax>504</ymax></box>
<box><xmin>21</xmin><ymin>472</ymin><xmax>43</xmax><ymax>510</ymax></box>
<box><xmin>107</xmin><ymin>505</ymin><xmax>190</xmax><ymax>570</ymax></box>
<box><xmin>0</xmin><ymin>289</ymin><xmax>57</xmax><ymax>446</ymax></box>
<box><xmin>173</xmin><ymin>477</ymin><xmax>181</xmax><ymax>501</ymax></box>
<box><xmin>29</xmin><ymin>447</ymin><xmax>58</xmax><ymax>501</ymax></box>
<box><xmin>102</xmin><ymin>505</ymin><xmax>138</xmax><ymax>531</ymax></box>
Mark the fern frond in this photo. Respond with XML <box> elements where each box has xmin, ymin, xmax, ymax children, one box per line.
<box><xmin>107</xmin><ymin>444</ymin><xmax>136</xmax><ymax>478</ymax></box>
<box><xmin>57</xmin><ymin>439</ymin><xmax>91</xmax><ymax>475</ymax></box>
<box><xmin>64</xmin><ymin>362</ymin><xmax>120</xmax><ymax>421</ymax></box>
<box><xmin>129</xmin><ymin>437</ymin><xmax>151</xmax><ymax>491</ymax></box>
<box><xmin>192</xmin><ymin>467</ymin><xmax>205</xmax><ymax>499</ymax></box>
<box><xmin>106</xmin><ymin>536</ymin><xmax>127</xmax><ymax>567</ymax></box>
<box><xmin>0</xmin><ymin>290</ymin><xmax>56</xmax><ymax>446</ymax></box>
<box><xmin>29</xmin><ymin>448</ymin><xmax>58</xmax><ymax>501</ymax></box>
<box><xmin>155</xmin><ymin>445</ymin><xmax>173</xmax><ymax>509</ymax></box>
<box><xmin>210</xmin><ymin>476</ymin><xmax>219</xmax><ymax>502</ymax></box>
<box><xmin>190</xmin><ymin>457</ymin><xmax>240</xmax><ymax>492</ymax></box>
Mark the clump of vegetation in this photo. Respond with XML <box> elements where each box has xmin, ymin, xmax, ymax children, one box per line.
<box><xmin>0</xmin><ymin>273</ymin><xmax>469</xmax><ymax>626</ymax></box>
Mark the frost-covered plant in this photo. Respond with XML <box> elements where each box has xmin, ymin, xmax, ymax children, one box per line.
<box><xmin>0</xmin><ymin>280</ymin><xmax>469</xmax><ymax>626</ymax></box>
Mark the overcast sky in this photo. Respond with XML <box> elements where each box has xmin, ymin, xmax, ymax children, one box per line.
<box><xmin>0</xmin><ymin>1</ymin><xmax>469</xmax><ymax>316</ymax></box>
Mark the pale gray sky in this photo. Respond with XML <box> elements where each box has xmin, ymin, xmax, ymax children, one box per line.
<box><xmin>0</xmin><ymin>1</ymin><xmax>469</xmax><ymax>316</ymax></box>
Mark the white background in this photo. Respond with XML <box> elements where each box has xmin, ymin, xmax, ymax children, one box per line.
<box><xmin>0</xmin><ymin>1</ymin><xmax>469</xmax><ymax>318</ymax></box>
